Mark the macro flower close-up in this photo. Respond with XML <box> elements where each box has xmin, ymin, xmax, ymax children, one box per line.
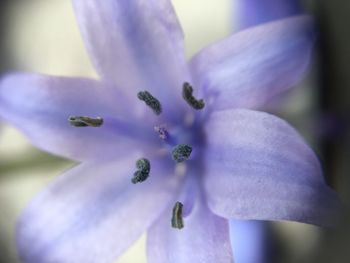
<box><xmin>0</xmin><ymin>0</ymin><xmax>340</xmax><ymax>262</ymax></box>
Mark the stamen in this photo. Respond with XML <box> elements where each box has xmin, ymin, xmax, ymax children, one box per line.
<box><xmin>182</xmin><ymin>82</ymin><xmax>205</xmax><ymax>110</ymax></box>
<box><xmin>154</xmin><ymin>125</ymin><xmax>168</xmax><ymax>140</ymax></box>
<box><xmin>137</xmin><ymin>91</ymin><xmax>162</xmax><ymax>115</ymax></box>
<box><xmin>132</xmin><ymin>158</ymin><xmax>151</xmax><ymax>184</ymax></box>
<box><xmin>68</xmin><ymin>116</ymin><xmax>103</xmax><ymax>127</ymax></box>
<box><xmin>171</xmin><ymin>201</ymin><xmax>184</xmax><ymax>229</ymax></box>
<box><xmin>172</xmin><ymin>144</ymin><xmax>192</xmax><ymax>163</ymax></box>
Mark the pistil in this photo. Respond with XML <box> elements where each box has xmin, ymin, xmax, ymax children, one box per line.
<box><xmin>154</xmin><ymin>125</ymin><xmax>169</xmax><ymax>140</ymax></box>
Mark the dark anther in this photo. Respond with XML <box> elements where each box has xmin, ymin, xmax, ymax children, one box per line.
<box><xmin>182</xmin><ymin>82</ymin><xmax>205</xmax><ymax>110</ymax></box>
<box><xmin>172</xmin><ymin>144</ymin><xmax>192</xmax><ymax>163</ymax></box>
<box><xmin>154</xmin><ymin>125</ymin><xmax>168</xmax><ymax>140</ymax></box>
<box><xmin>132</xmin><ymin>158</ymin><xmax>151</xmax><ymax>184</ymax></box>
<box><xmin>137</xmin><ymin>91</ymin><xmax>162</xmax><ymax>115</ymax></box>
<box><xmin>68</xmin><ymin>116</ymin><xmax>103</xmax><ymax>127</ymax></box>
<box><xmin>171</xmin><ymin>201</ymin><xmax>184</xmax><ymax>229</ymax></box>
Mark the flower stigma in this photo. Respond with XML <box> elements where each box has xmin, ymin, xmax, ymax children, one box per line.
<box><xmin>182</xmin><ymin>82</ymin><xmax>205</xmax><ymax>110</ymax></box>
<box><xmin>68</xmin><ymin>116</ymin><xmax>104</xmax><ymax>127</ymax></box>
<box><xmin>171</xmin><ymin>201</ymin><xmax>184</xmax><ymax>229</ymax></box>
<box><xmin>154</xmin><ymin>125</ymin><xmax>168</xmax><ymax>140</ymax></box>
<box><xmin>137</xmin><ymin>90</ymin><xmax>162</xmax><ymax>115</ymax></box>
<box><xmin>131</xmin><ymin>158</ymin><xmax>151</xmax><ymax>184</ymax></box>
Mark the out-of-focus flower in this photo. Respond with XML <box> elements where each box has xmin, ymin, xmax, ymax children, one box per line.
<box><xmin>230</xmin><ymin>220</ymin><xmax>270</xmax><ymax>263</ymax></box>
<box><xmin>0</xmin><ymin>0</ymin><xmax>339</xmax><ymax>262</ymax></box>
<box><xmin>237</xmin><ymin>0</ymin><xmax>302</xmax><ymax>29</ymax></box>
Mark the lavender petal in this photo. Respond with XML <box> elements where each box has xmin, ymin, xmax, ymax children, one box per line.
<box><xmin>16</xmin><ymin>155</ymin><xmax>181</xmax><ymax>263</ymax></box>
<box><xmin>0</xmin><ymin>73</ymin><xmax>155</xmax><ymax>161</ymax></box>
<box><xmin>190</xmin><ymin>16</ymin><xmax>315</xmax><ymax>110</ymax></box>
<box><xmin>204</xmin><ymin>109</ymin><xmax>340</xmax><ymax>226</ymax></box>
<box><xmin>147</xmin><ymin>193</ymin><xmax>233</xmax><ymax>263</ymax></box>
<box><xmin>73</xmin><ymin>0</ymin><xmax>190</xmax><ymax>120</ymax></box>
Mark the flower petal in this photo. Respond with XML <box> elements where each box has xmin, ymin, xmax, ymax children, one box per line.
<box><xmin>204</xmin><ymin>109</ymin><xmax>339</xmax><ymax>226</ymax></box>
<box><xmin>0</xmin><ymin>73</ymin><xmax>155</xmax><ymax>161</ymax></box>
<box><xmin>16</xmin><ymin>154</ymin><xmax>181</xmax><ymax>263</ymax></box>
<box><xmin>237</xmin><ymin>0</ymin><xmax>302</xmax><ymax>29</ymax></box>
<box><xmin>73</xmin><ymin>0</ymin><xmax>190</xmax><ymax>115</ymax></box>
<box><xmin>190</xmin><ymin>15</ymin><xmax>315</xmax><ymax>110</ymax></box>
<box><xmin>147</xmin><ymin>194</ymin><xmax>233</xmax><ymax>263</ymax></box>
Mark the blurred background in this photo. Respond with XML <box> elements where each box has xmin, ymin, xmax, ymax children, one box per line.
<box><xmin>0</xmin><ymin>0</ymin><xmax>349</xmax><ymax>262</ymax></box>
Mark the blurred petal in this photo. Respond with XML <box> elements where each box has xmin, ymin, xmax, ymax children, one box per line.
<box><xmin>73</xmin><ymin>0</ymin><xmax>190</xmax><ymax>118</ymax></box>
<box><xmin>0</xmin><ymin>73</ymin><xmax>154</xmax><ymax>161</ymax></box>
<box><xmin>237</xmin><ymin>0</ymin><xmax>302</xmax><ymax>29</ymax></box>
<box><xmin>16</xmin><ymin>154</ymin><xmax>182</xmax><ymax>263</ymax></box>
<box><xmin>147</xmin><ymin>194</ymin><xmax>233</xmax><ymax>263</ymax></box>
<box><xmin>204</xmin><ymin>109</ymin><xmax>339</xmax><ymax>226</ymax></box>
<box><xmin>190</xmin><ymin>16</ymin><xmax>315</xmax><ymax>110</ymax></box>
<box><xmin>230</xmin><ymin>220</ymin><xmax>269</xmax><ymax>263</ymax></box>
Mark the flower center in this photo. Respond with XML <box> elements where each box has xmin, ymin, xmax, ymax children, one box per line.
<box><xmin>136</xmin><ymin>83</ymin><xmax>204</xmax><ymax>229</ymax></box>
<box><xmin>67</xmin><ymin>82</ymin><xmax>204</xmax><ymax>230</ymax></box>
<box><xmin>154</xmin><ymin>125</ymin><xmax>168</xmax><ymax>140</ymax></box>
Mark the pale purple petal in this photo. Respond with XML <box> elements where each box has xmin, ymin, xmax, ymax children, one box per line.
<box><xmin>204</xmin><ymin>109</ymin><xmax>339</xmax><ymax>226</ymax></box>
<box><xmin>190</xmin><ymin>16</ymin><xmax>315</xmax><ymax>110</ymax></box>
<box><xmin>73</xmin><ymin>0</ymin><xmax>190</xmax><ymax>119</ymax></box>
<box><xmin>147</xmin><ymin>194</ymin><xmax>233</xmax><ymax>263</ymax></box>
<box><xmin>16</xmin><ymin>154</ymin><xmax>182</xmax><ymax>263</ymax></box>
<box><xmin>0</xmin><ymin>73</ymin><xmax>157</xmax><ymax>161</ymax></box>
<box><xmin>237</xmin><ymin>0</ymin><xmax>302</xmax><ymax>29</ymax></box>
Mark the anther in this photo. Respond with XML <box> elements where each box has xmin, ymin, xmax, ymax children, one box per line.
<box><xmin>68</xmin><ymin>116</ymin><xmax>103</xmax><ymax>127</ymax></box>
<box><xmin>154</xmin><ymin>125</ymin><xmax>168</xmax><ymax>140</ymax></box>
<box><xmin>137</xmin><ymin>91</ymin><xmax>162</xmax><ymax>115</ymax></box>
<box><xmin>132</xmin><ymin>158</ymin><xmax>151</xmax><ymax>184</ymax></box>
<box><xmin>171</xmin><ymin>201</ymin><xmax>184</xmax><ymax>229</ymax></box>
<box><xmin>182</xmin><ymin>82</ymin><xmax>205</xmax><ymax>110</ymax></box>
<box><xmin>172</xmin><ymin>144</ymin><xmax>192</xmax><ymax>163</ymax></box>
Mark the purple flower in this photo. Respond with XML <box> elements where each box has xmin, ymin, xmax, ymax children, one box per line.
<box><xmin>237</xmin><ymin>0</ymin><xmax>302</xmax><ymax>29</ymax></box>
<box><xmin>0</xmin><ymin>1</ymin><xmax>339</xmax><ymax>262</ymax></box>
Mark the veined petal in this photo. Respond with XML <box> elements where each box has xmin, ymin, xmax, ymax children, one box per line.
<box><xmin>0</xmin><ymin>73</ymin><xmax>153</xmax><ymax>161</ymax></box>
<box><xmin>147</xmin><ymin>193</ymin><xmax>233</xmax><ymax>263</ymax></box>
<box><xmin>16</xmin><ymin>154</ymin><xmax>182</xmax><ymax>263</ymax></box>
<box><xmin>204</xmin><ymin>109</ymin><xmax>339</xmax><ymax>226</ymax></box>
<box><xmin>190</xmin><ymin>16</ymin><xmax>315</xmax><ymax>110</ymax></box>
<box><xmin>237</xmin><ymin>0</ymin><xmax>302</xmax><ymax>29</ymax></box>
<box><xmin>73</xmin><ymin>0</ymin><xmax>190</xmax><ymax>118</ymax></box>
